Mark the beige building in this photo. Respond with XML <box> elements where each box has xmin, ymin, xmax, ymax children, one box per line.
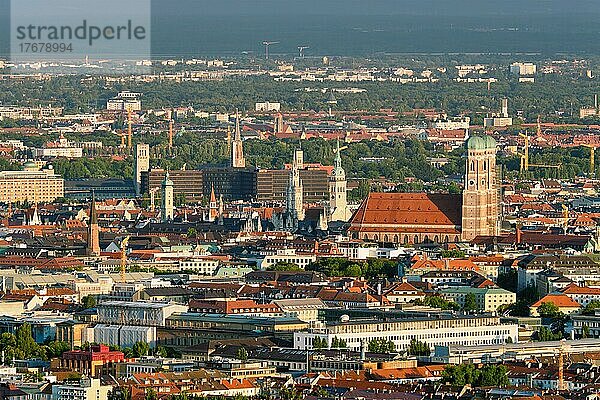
<box><xmin>441</xmin><ymin>287</ymin><xmax>516</xmax><ymax>312</ymax></box>
<box><xmin>0</xmin><ymin>168</ymin><xmax>64</xmax><ymax>203</ymax></box>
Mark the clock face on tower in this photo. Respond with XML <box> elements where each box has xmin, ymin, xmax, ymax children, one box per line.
<box><xmin>469</xmin><ymin>179</ymin><xmax>475</xmax><ymax>188</ymax></box>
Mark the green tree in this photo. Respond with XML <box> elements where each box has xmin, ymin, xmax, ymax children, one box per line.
<box><xmin>407</xmin><ymin>338</ymin><xmax>430</xmax><ymax>356</ymax></box>
<box><xmin>155</xmin><ymin>346</ymin><xmax>168</xmax><ymax>358</ymax></box>
<box><xmin>132</xmin><ymin>341</ymin><xmax>150</xmax><ymax>358</ymax></box>
<box><xmin>236</xmin><ymin>347</ymin><xmax>248</xmax><ymax>361</ymax></box>
<box><xmin>186</xmin><ymin>228</ymin><xmax>197</xmax><ymax>239</ymax></box>
<box><xmin>440</xmin><ymin>249</ymin><xmax>465</xmax><ymax>258</ymax></box>
<box><xmin>267</xmin><ymin>262</ymin><xmax>302</xmax><ymax>272</ymax></box>
<box><xmin>15</xmin><ymin>324</ymin><xmax>40</xmax><ymax>359</ymax></box>
<box><xmin>537</xmin><ymin>302</ymin><xmax>562</xmax><ymax>319</ymax></box>
<box><xmin>44</xmin><ymin>341</ymin><xmax>70</xmax><ymax>358</ymax></box>
<box><xmin>442</xmin><ymin>364</ymin><xmax>508</xmax><ymax>387</ymax></box>
<box><xmin>583</xmin><ymin>300</ymin><xmax>600</xmax><ymax>315</ymax></box>
<box><xmin>462</xmin><ymin>293</ymin><xmax>478</xmax><ymax>312</ymax></box>
<box><xmin>533</xmin><ymin>326</ymin><xmax>564</xmax><ymax>342</ymax></box>
<box><xmin>368</xmin><ymin>338</ymin><xmax>395</xmax><ymax>353</ymax></box>
<box><xmin>81</xmin><ymin>295</ymin><xmax>97</xmax><ymax>309</ymax></box>
<box><xmin>331</xmin><ymin>337</ymin><xmax>347</xmax><ymax>349</ymax></box>
<box><xmin>145</xmin><ymin>388</ymin><xmax>158</xmax><ymax>400</ymax></box>
<box><xmin>312</xmin><ymin>337</ymin><xmax>328</xmax><ymax>350</ymax></box>
<box><xmin>279</xmin><ymin>386</ymin><xmax>302</xmax><ymax>400</ymax></box>
<box><xmin>582</xmin><ymin>324</ymin><xmax>590</xmax><ymax>339</ymax></box>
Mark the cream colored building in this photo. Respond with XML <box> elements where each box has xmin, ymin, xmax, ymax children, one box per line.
<box><xmin>274</xmin><ymin>298</ymin><xmax>326</xmax><ymax>322</ymax></box>
<box><xmin>294</xmin><ymin>315</ymin><xmax>518</xmax><ymax>352</ymax></box>
<box><xmin>0</xmin><ymin>168</ymin><xmax>64</xmax><ymax>203</ymax></box>
<box><xmin>441</xmin><ymin>287</ymin><xmax>516</xmax><ymax>312</ymax></box>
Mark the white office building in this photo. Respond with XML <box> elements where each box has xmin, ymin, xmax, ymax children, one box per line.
<box><xmin>294</xmin><ymin>315</ymin><xmax>518</xmax><ymax>353</ymax></box>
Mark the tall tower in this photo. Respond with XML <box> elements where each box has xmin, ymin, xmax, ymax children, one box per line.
<box><xmin>161</xmin><ymin>171</ymin><xmax>174</xmax><ymax>222</ymax></box>
<box><xmin>329</xmin><ymin>139</ymin><xmax>350</xmax><ymax>222</ymax></box>
<box><xmin>87</xmin><ymin>192</ymin><xmax>100</xmax><ymax>256</ymax></box>
<box><xmin>208</xmin><ymin>184</ymin><xmax>218</xmax><ymax>222</ymax></box>
<box><xmin>286</xmin><ymin>149</ymin><xmax>305</xmax><ymax>221</ymax></box>
<box><xmin>231</xmin><ymin>109</ymin><xmax>246</xmax><ymax>168</ymax></box>
<box><xmin>461</xmin><ymin>136</ymin><xmax>498</xmax><ymax>241</ymax></box>
<box><xmin>501</xmin><ymin>98</ymin><xmax>509</xmax><ymax>118</ymax></box>
<box><xmin>134</xmin><ymin>143</ymin><xmax>150</xmax><ymax>196</ymax></box>
<box><xmin>274</xmin><ymin>113</ymin><xmax>285</xmax><ymax>133</ymax></box>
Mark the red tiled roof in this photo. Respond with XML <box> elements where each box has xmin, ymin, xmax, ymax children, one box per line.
<box><xmin>349</xmin><ymin>193</ymin><xmax>462</xmax><ymax>233</ymax></box>
<box><xmin>561</xmin><ymin>283</ymin><xmax>600</xmax><ymax>295</ymax></box>
<box><xmin>532</xmin><ymin>294</ymin><xmax>581</xmax><ymax>308</ymax></box>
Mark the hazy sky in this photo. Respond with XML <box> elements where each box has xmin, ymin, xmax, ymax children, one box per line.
<box><xmin>1</xmin><ymin>0</ymin><xmax>599</xmax><ymax>57</ymax></box>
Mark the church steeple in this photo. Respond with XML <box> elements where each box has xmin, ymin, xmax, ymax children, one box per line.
<box><xmin>286</xmin><ymin>148</ymin><xmax>305</xmax><ymax>225</ymax></box>
<box><xmin>161</xmin><ymin>170</ymin><xmax>174</xmax><ymax>222</ymax></box>
<box><xmin>87</xmin><ymin>191</ymin><xmax>100</xmax><ymax>256</ymax></box>
<box><xmin>231</xmin><ymin>109</ymin><xmax>246</xmax><ymax>168</ymax></box>
<box><xmin>329</xmin><ymin>138</ymin><xmax>349</xmax><ymax>222</ymax></box>
<box><xmin>461</xmin><ymin>136</ymin><xmax>498</xmax><ymax>241</ymax></box>
<box><xmin>209</xmin><ymin>184</ymin><xmax>218</xmax><ymax>221</ymax></box>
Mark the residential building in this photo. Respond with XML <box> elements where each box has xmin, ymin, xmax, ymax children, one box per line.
<box><xmin>441</xmin><ymin>287</ymin><xmax>516</xmax><ymax>312</ymax></box>
<box><xmin>530</xmin><ymin>294</ymin><xmax>581</xmax><ymax>316</ymax></box>
<box><xmin>51</xmin><ymin>378</ymin><xmax>111</xmax><ymax>400</ymax></box>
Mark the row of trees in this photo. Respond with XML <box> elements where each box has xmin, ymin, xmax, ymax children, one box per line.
<box><xmin>306</xmin><ymin>257</ymin><xmax>398</xmax><ymax>279</ymax></box>
<box><xmin>0</xmin><ymin>325</ymin><xmax>70</xmax><ymax>362</ymax></box>
<box><xmin>312</xmin><ymin>337</ymin><xmax>348</xmax><ymax>350</ymax></box>
<box><xmin>442</xmin><ymin>364</ymin><xmax>509</xmax><ymax>387</ymax></box>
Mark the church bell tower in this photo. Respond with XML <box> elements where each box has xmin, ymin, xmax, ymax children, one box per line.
<box><xmin>461</xmin><ymin>135</ymin><xmax>498</xmax><ymax>241</ymax></box>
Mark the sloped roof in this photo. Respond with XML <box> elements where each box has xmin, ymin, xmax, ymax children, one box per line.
<box><xmin>349</xmin><ymin>193</ymin><xmax>462</xmax><ymax>233</ymax></box>
<box><xmin>532</xmin><ymin>294</ymin><xmax>581</xmax><ymax>308</ymax></box>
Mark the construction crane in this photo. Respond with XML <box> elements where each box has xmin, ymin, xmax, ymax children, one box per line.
<box><xmin>262</xmin><ymin>41</ymin><xmax>279</xmax><ymax>60</ymax></box>
<box><xmin>127</xmin><ymin>109</ymin><xmax>133</xmax><ymax>150</ymax></box>
<box><xmin>297</xmin><ymin>46</ymin><xmax>309</xmax><ymax>58</ymax></box>
<box><xmin>120</xmin><ymin>236</ymin><xmax>130</xmax><ymax>283</ymax></box>
<box><xmin>582</xmin><ymin>144</ymin><xmax>596</xmax><ymax>176</ymax></box>
<box><xmin>333</xmin><ymin>138</ymin><xmax>348</xmax><ymax>154</ymax></box>
<box><xmin>557</xmin><ymin>340</ymin><xmax>569</xmax><ymax>391</ymax></box>
<box><xmin>518</xmin><ymin>132</ymin><xmax>561</xmax><ymax>173</ymax></box>
<box><xmin>168</xmin><ymin>120</ymin><xmax>174</xmax><ymax>152</ymax></box>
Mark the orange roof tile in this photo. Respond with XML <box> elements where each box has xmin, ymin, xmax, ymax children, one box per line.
<box><xmin>349</xmin><ymin>192</ymin><xmax>462</xmax><ymax>233</ymax></box>
<box><xmin>532</xmin><ymin>294</ymin><xmax>581</xmax><ymax>308</ymax></box>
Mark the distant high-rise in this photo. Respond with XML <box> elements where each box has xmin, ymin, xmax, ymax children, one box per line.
<box><xmin>134</xmin><ymin>143</ymin><xmax>150</xmax><ymax>196</ymax></box>
<box><xmin>87</xmin><ymin>192</ymin><xmax>101</xmax><ymax>256</ymax></box>
<box><xmin>501</xmin><ymin>98</ymin><xmax>509</xmax><ymax>118</ymax></box>
<box><xmin>231</xmin><ymin>110</ymin><xmax>246</xmax><ymax>168</ymax></box>
<box><xmin>161</xmin><ymin>171</ymin><xmax>174</xmax><ymax>222</ymax></box>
